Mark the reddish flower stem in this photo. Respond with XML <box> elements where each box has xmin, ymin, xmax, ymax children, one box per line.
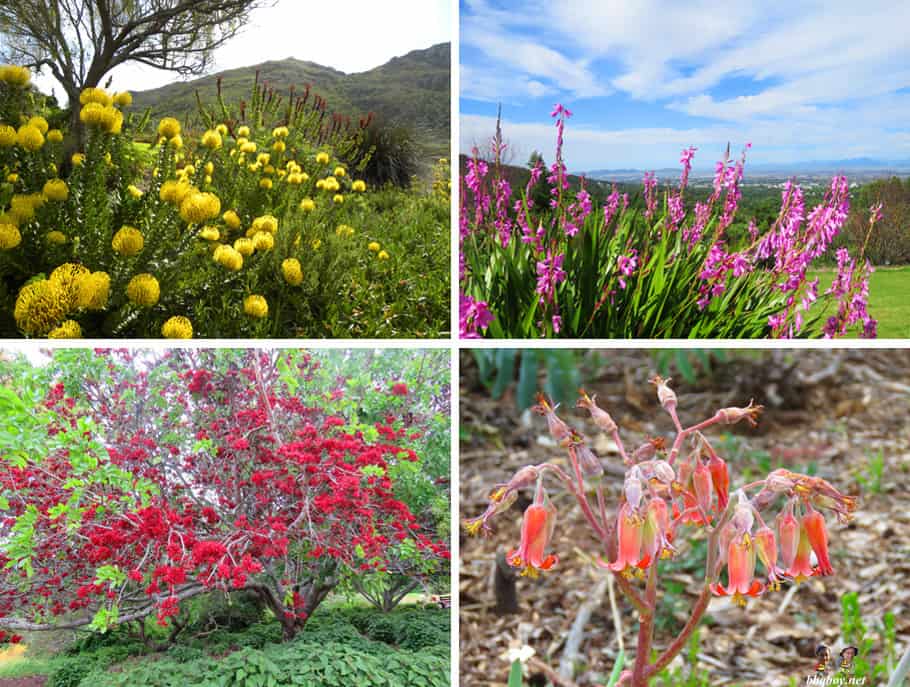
<box><xmin>630</xmin><ymin>563</ymin><xmax>659</xmax><ymax>686</ymax></box>
<box><xmin>644</xmin><ymin>584</ymin><xmax>712</xmax><ymax>680</ymax></box>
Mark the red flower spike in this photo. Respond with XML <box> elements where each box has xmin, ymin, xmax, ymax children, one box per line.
<box><xmin>802</xmin><ymin>508</ymin><xmax>834</xmax><ymax>576</ymax></box>
<box><xmin>707</xmin><ymin>453</ymin><xmax>730</xmax><ymax>510</ymax></box>
<box><xmin>507</xmin><ymin>502</ymin><xmax>558</xmax><ymax>578</ymax></box>
<box><xmin>712</xmin><ymin>533</ymin><xmax>764</xmax><ymax>605</ymax></box>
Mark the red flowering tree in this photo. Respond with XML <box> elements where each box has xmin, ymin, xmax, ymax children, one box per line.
<box><xmin>0</xmin><ymin>349</ymin><xmax>448</xmax><ymax>642</ymax></box>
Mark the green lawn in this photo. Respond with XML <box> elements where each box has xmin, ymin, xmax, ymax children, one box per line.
<box><xmin>808</xmin><ymin>266</ymin><xmax>910</xmax><ymax>339</ymax></box>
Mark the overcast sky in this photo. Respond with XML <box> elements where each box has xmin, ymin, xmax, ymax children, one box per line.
<box><xmin>33</xmin><ymin>0</ymin><xmax>451</xmax><ymax>103</ymax></box>
<box><xmin>460</xmin><ymin>0</ymin><xmax>910</xmax><ymax>171</ymax></box>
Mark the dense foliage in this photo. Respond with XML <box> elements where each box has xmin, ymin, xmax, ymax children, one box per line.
<box><xmin>460</xmin><ymin>106</ymin><xmax>881</xmax><ymax>339</ymax></box>
<box><xmin>0</xmin><ymin>66</ymin><xmax>449</xmax><ymax>338</ymax></box>
<box><xmin>0</xmin><ymin>349</ymin><xmax>449</xmax><ymax>643</ymax></box>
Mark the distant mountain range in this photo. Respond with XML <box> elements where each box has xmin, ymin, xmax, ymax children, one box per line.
<box><xmin>584</xmin><ymin>158</ymin><xmax>910</xmax><ymax>180</ymax></box>
<box><xmin>130</xmin><ymin>43</ymin><xmax>450</xmax><ymax>152</ymax></box>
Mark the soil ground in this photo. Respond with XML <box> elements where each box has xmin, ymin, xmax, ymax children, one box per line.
<box><xmin>459</xmin><ymin>349</ymin><xmax>910</xmax><ymax>687</ymax></box>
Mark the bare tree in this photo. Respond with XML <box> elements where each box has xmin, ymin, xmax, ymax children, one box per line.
<box><xmin>0</xmin><ymin>0</ymin><xmax>274</xmax><ymax>128</ymax></box>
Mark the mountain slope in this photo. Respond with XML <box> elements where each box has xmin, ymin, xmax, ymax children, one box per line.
<box><xmin>130</xmin><ymin>43</ymin><xmax>450</xmax><ymax>148</ymax></box>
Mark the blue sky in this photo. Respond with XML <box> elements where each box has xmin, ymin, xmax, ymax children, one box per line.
<box><xmin>460</xmin><ymin>0</ymin><xmax>910</xmax><ymax>171</ymax></box>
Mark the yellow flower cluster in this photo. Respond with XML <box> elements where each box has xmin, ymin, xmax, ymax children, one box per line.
<box><xmin>80</xmin><ymin>102</ymin><xmax>123</xmax><ymax>134</ymax></box>
<box><xmin>213</xmin><ymin>244</ymin><xmax>243</xmax><ymax>271</ymax></box>
<box><xmin>299</xmin><ymin>197</ymin><xmax>315</xmax><ymax>212</ymax></box>
<box><xmin>0</xmin><ymin>65</ymin><xmax>31</xmax><ymax>87</ymax></box>
<box><xmin>47</xmin><ymin>230</ymin><xmax>67</xmax><ymax>245</ymax></box>
<box><xmin>179</xmin><ymin>191</ymin><xmax>221</xmax><ymax>224</ymax></box>
<box><xmin>316</xmin><ymin>176</ymin><xmax>341</xmax><ymax>192</ymax></box>
<box><xmin>162</xmin><ymin>315</ymin><xmax>193</xmax><ymax>339</ymax></box>
<box><xmin>0</xmin><ymin>222</ymin><xmax>21</xmax><ymax>250</ymax></box>
<box><xmin>48</xmin><ymin>320</ymin><xmax>82</xmax><ymax>339</ymax></box>
<box><xmin>250</xmin><ymin>215</ymin><xmax>278</xmax><ymax>234</ymax></box>
<box><xmin>126</xmin><ymin>273</ymin><xmax>160</xmax><ymax>306</ymax></box>
<box><xmin>335</xmin><ymin>224</ymin><xmax>355</xmax><ymax>238</ymax></box>
<box><xmin>80</xmin><ymin>88</ymin><xmax>112</xmax><ymax>106</ymax></box>
<box><xmin>378</xmin><ymin>250</ymin><xmax>390</xmax><ymax>260</ymax></box>
<box><xmin>223</xmin><ymin>210</ymin><xmax>241</xmax><ymax>229</ymax></box>
<box><xmin>112</xmin><ymin>225</ymin><xmax>144</xmax><ymax>256</ymax></box>
<box><xmin>352</xmin><ymin>180</ymin><xmax>367</xmax><ymax>192</ymax></box>
<box><xmin>243</xmin><ymin>295</ymin><xmax>268</xmax><ymax>318</ymax></box>
<box><xmin>10</xmin><ymin>193</ymin><xmax>46</xmax><ymax>221</ymax></box>
<box><xmin>16</xmin><ymin>124</ymin><xmax>44</xmax><ymax>151</ymax></box>
<box><xmin>13</xmin><ymin>263</ymin><xmax>109</xmax><ymax>336</ymax></box>
<box><xmin>315</xmin><ymin>152</ymin><xmax>330</xmax><ymax>165</ymax></box>
<box><xmin>28</xmin><ymin>116</ymin><xmax>48</xmax><ymax>133</ymax></box>
<box><xmin>42</xmin><ymin>179</ymin><xmax>68</xmax><ymax>202</ymax></box>
<box><xmin>201</xmin><ymin>129</ymin><xmax>222</xmax><ymax>149</ymax></box>
<box><xmin>113</xmin><ymin>91</ymin><xmax>133</xmax><ymax>107</ymax></box>
<box><xmin>47</xmin><ymin>129</ymin><xmax>63</xmax><ymax>143</ymax></box>
<box><xmin>282</xmin><ymin>258</ymin><xmax>303</xmax><ymax>286</ymax></box>
<box><xmin>158</xmin><ymin>117</ymin><xmax>181</xmax><ymax>139</ymax></box>
<box><xmin>0</xmin><ymin>125</ymin><xmax>15</xmax><ymax>146</ymax></box>
<box><xmin>368</xmin><ymin>241</ymin><xmax>380</xmax><ymax>252</ymax></box>
<box><xmin>199</xmin><ymin>226</ymin><xmax>220</xmax><ymax>241</ymax></box>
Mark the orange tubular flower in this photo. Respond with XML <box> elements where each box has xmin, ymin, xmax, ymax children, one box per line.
<box><xmin>692</xmin><ymin>460</ymin><xmax>713</xmax><ymax>520</ymax></box>
<box><xmin>802</xmin><ymin>508</ymin><xmax>834</xmax><ymax>576</ymax></box>
<box><xmin>785</xmin><ymin>519</ymin><xmax>816</xmax><ymax>582</ymax></box>
<box><xmin>777</xmin><ymin>501</ymin><xmax>800</xmax><ymax>570</ymax></box>
<box><xmin>508</xmin><ymin>501</ymin><xmax>558</xmax><ymax>578</ymax></box>
<box><xmin>712</xmin><ymin>533</ymin><xmax>763</xmax><ymax>605</ymax></box>
<box><xmin>707</xmin><ymin>452</ymin><xmax>730</xmax><ymax>510</ymax></box>
<box><xmin>605</xmin><ymin>502</ymin><xmax>645</xmax><ymax>574</ymax></box>
<box><xmin>754</xmin><ymin>526</ymin><xmax>783</xmax><ymax>590</ymax></box>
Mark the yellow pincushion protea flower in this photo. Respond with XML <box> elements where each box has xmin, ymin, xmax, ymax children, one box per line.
<box><xmin>352</xmin><ymin>180</ymin><xmax>367</xmax><ymax>192</ymax></box>
<box><xmin>333</xmin><ymin>166</ymin><xmax>346</xmax><ymax>177</ymax></box>
<box><xmin>75</xmin><ymin>271</ymin><xmax>110</xmax><ymax>310</ymax></box>
<box><xmin>240</xmin><ymin>141</ymin><xmax>257</xmax><ymax>154</ymax></box>
<box><xmin>281</xmin><ymin>258</ymin><xmax>303</xmax><ymax>286</ymax></box>
<box><xmin>46</xmin><ymin>231</ymin><xmax>67</xmax><ymax>245</ymax></box>
<box><xmin>256</xmin><ymin>153</ymin><xmax>270</xmax><ymax>166</ymax></box>
<box><xmin>14</xmin><ymin>279</ymin><xmax>68</xmax><ymax>336</ymax></box>
<box><xmin>251</xmin><ymin>215</ymin><xmax>278</xmax><ymax>234</ymax></box>
<box><xmin>0</xmin><ymin>65</ymin><xmax>31</xmax><ymax>87</ymax></box>
<box><xmin>299</xmin><ymin>197</ymin><xmax>315</xmax><ymax>212</ymax></box>
<box><xmin>252</xmin><ymin>231</ymin><xmax>274</xmax><ymax>251</ymax></box>
<box><xmin>272</xmin><ymin>141</ymin><xmax>286</xmax><ymax>153</ymax></box>
<box><xmin>80</xmin><ymin>87</ymin><xmax>112</xmax><ymax>106</ymax></box>
<box><xmin>126</xmin><ymin>274</ymin><xmax>160</xmax><ymax>307</ymax></box>
<box><xmin>6</xmin><ymin>173</ymin><xmax>18</xmax><ymax>184</ymax></box>
<box><xmin>199</xmin><ymin>226</ymin><xmax>220</xmax><ymax>241</ymax></box>
<box><xmin>43</xmin><ymin>179</ymin><xmax>69</xmax><ymax>202</ymax></box>
<box><xmin>311</xmin><ymin>239</ymin><xmax>322</xmax><ymax>250</ymax></box>
<box><xmin>49</xmin><ymin>263</ymin><xmax>90</xmax><ymax>309</ymax></box>
<box><xmin>113</xmin><ymin>91</ymin><xmax>132</xmax><ymax>107</ymax></box>
<box><xmin>333</xmin><ymin>194</ymin><xmax>344</xmax><ymax>204</ymax></box>
<box><xmin>201</xmin><ymin>129</ymin><xmax>222</xmax><ymax>149</ymax></box>
<box><xmin>46</xmin><ymin>129</ymin><xmax>63</xmax><ymax>143</ymax></box>
<box><xmin>237</xmin><ymin>125</ymin><xmax>251</xmax><ymax>138</ymax></box>
<box><xmin>112</xmin><ymin>226</ymin><xmax>144</xmax><ymax>256</ymax></box>
<box><xmin>272</xmin><ymin>126</ymin><xmax>289</xmax><ymax>139</ymax></box>
<box><xmin>223</xmin><ymin>210</ymin><xmax>241</xmax><ymax>229</ymax></box>
<box><xmin>0</xmin><ymin>223</ymin><xmax>21</xmax><ymax>250</ymax></box>
<box><xmin>179</xmin><ymin>191</ymin><xmax>221</xmax><ymax>224</ymax></box>
<box><xmin>335</xmin><ymin>224</ymin><xmax>354</xmax><ymax>238</ymax></box>
<box><xmin>16</xmin><ymin>124</ymin><xmax>44</xmax><ymax>151</ymax></box>
<box><xmin>204</xmin><ymin>162</ymin><xmax>214</xmax><ymax>175</ymax></box>
<box><xmin>368</xmin><ymin>241</ymin><xmax>380</xmax><ymax>252</ymax></box>
<box><xmin>27</xmin><ymin>116</ymin><xmax>49</xmax><ymax>134</ymax></box>
<box><xmin>157</xmin><ymin>117</ymin><xmax>181</xmax><ymax>139</ymax></box>
<box><xmin>213</xmin><ymin>244</ymin><xmax>243</xmax><ymax>271</ymax></box>
<box><xmin>259</xmin><ymin>178</ymin><xmax>273</xmax><ymax>190</ymax></box>
<box><xmin>322</xmin><ymin>176</ymin><xmax>340</xmax><ymax>192</ymax></box>
<box><xmin>243</xmin><ymin>295</ymin><xmax>268</xmax><ymax>318</ymax></box>
<box><xmin>0</xmin><ymin>125</ymin><xmax>16</xmax><ymax>146</ymax></box>
<box><xmin>159</xmin><ymin>180</ymin><xmax>195</xmax><ymax>205</ymax></box>
<box><xmin>72</xmin><ymin>153</ymin><xmax>85</xmax><ymax>167</ymax></box>
<box><xmin>216</xmin><ymin>123</ymin><xmax>228</xmax><ymax>136</ymax></box>
<box><xmin>48</xmin><ymin>320</ymin><xmax>82</xmax><ymax>339</ymax></box>
<box><xmin>161</xmin><ymin>316</ymin><xmax>193</xmax><ymax>339</ymax></box>
<box><xmin>378</xmin><ymin>250</ymin><xmax>390</xmax><ymax>260</ymax></box>
<box><xmin>315</xmin><ymin>152</ymin><xmax>330</xmax><ymax>165</ymax></box>
<box><xmin>234</xmin><ymin>237</ymin><xmax>254</xmax><ymax>256</ymax></box>
<box><xmin>10</xmin><ymin>195</ymin><xmax>37</xmax><ymax>221</ymax></box>
<box><xmin>127</xmin><ymin>185</ymin><xmax>143</xmax><ymax>199</ymax></box>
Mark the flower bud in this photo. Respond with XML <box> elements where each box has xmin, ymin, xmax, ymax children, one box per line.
<box><xmin>718</xmin><ymin>400</ymin><xmax>763</xmax><ymax>427</ymax></box>
<box><xmin>693</xmin><ymin>460</ymin><xmax>713</xmax><ymax>517</ymax></box>
<box><xmin>624</xmin><ymin>467</ymin><xmax>643</xmax><ymax>510</ymax></box>
<box><xmin>707</xmin><ymin>452</ymin><xmax>730</xmax><ymax>510</ymax></box>
<box><xmin>576</xmin><ymin>390</ymin><xmax>618</xmax><ymax>433</ymax></box>
<box><xmin>649</xmin><ymin>375</ymin><xmax>677</xmax><ymax>411</ymax></box>
<box><xmin>776</xmin><ymin>501</ymin><xmax>799</xmax><ymax>569</ymax></box>
<box><xmin>533</xmin><ymin>394</ymin><xmax>570</xmax><ymax>442</ymax></box>
<box><xmin>576</xmin><ymin>444</ymin><xmax>603</xmax><ymax>479</ymax></box>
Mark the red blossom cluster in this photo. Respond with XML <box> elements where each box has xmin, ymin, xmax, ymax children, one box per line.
<box><xmin>0</xmin><ymin>351</ymin><xmax>448</xmax><ymax>641</ymax></box>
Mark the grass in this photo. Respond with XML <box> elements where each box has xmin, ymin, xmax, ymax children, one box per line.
<box><xmin>809</xmin><ymin>265</ymin><xmax>910</xmax><ymax>338</ymax></box>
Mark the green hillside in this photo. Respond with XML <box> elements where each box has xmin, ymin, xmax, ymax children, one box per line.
<box><xmin>131</xmin><ymin>43</ymin><xmax>450</xmax><ymax>151</ymax></box>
